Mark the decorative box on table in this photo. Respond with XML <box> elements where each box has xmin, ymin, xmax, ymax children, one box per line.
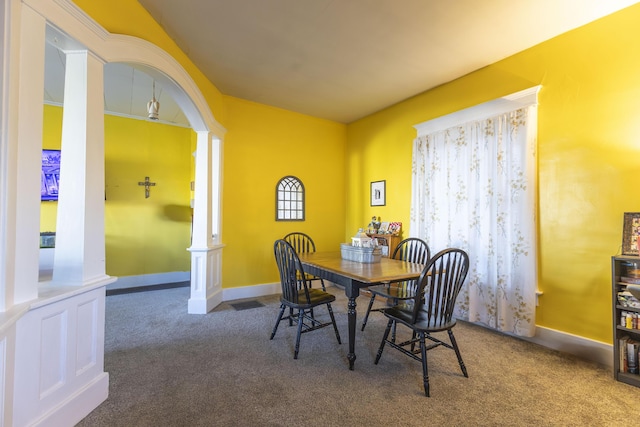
<box><xmin>340</xmin><ymin>243</ymin><xmax>382</xmax><ymax>263</ymax></box>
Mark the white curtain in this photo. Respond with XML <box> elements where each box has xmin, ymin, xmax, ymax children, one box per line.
<box><xmin>410</xmin><ymin>106</ymin><xmax>537</xmax><ymax>336</ymax></box>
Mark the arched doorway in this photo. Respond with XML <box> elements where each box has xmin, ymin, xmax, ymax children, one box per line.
<box><xmin>0</xmin><ymin>1</ymin><xmax>225</xmax><ymax>424</ymax></box>
<box><xmin>42</xmin><ymin>10</ymin><xmax>226</xmax><ymax>313</ymax></box>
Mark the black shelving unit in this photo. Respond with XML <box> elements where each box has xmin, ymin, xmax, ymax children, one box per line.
<box><xmin>612</xmin><ymin>255</ymin><xmax>640</xmax><ymax>388</ymax></box>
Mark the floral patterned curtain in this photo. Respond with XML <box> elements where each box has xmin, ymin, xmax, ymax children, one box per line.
<box><xmin>410</xmin><ymin>106</ymin><xmax>537</xmax><ymax>337</ymax></box>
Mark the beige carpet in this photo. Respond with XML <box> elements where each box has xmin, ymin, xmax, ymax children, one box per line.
<box><xmin>77</xmin><ymin>285</ymin><xmax>640</xmax><ymax>426</ymax></box>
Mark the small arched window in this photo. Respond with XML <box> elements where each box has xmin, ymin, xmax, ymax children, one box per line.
<box><xmin>276</xmin><ymin>176</ymin><xmax>305</xmax><ymax>221</ymax></box>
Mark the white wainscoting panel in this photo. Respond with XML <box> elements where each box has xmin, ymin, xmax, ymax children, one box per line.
<box><xmin>76</xmin><ymin>298</ymin><xmax>98</xmax><ymax>376</ymax></box>
<box><xmin>14</xmin><ymin>285</ymin><xmax>108</xmax><ymax>427</ymax></box>
<box><xmin>188</xmin><ymin>247</ymin><xmax>223</xmax><ymax>314</ymax></box>
<box><xmin>39</xmin><ymin>310</ymin><xmax>67</xmax><ymax>399</ymax></box>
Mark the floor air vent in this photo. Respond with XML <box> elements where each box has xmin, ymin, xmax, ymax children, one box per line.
<box><xmin>230</xmin><ymin>300</ymin><xmax>265</xmax><ymax>311</ymax></box>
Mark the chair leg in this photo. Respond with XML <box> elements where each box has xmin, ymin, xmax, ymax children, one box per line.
<box><xmin>326</xmin><ymin>303</ymin><xmax>342</xmax><ymax>344</ymax></box>
<box><xmin>390</xmin><ymin>298</ymin><xmax>399</xmax><ymax>342</ymax></box>
<box><xmin>374</xmin><ymin>318</ymin><xmax>394</xmax><ymax>364</ymax></box>
<box><xmin>270</xmin><ymin>304</ymin><xmax>286</xmax><ymax>339</ymax></box>
<box><xmin>448</xmin><ymin>329</ymin><xmax>468</xmax><ymax>377</ymax></box>
<box><xmin>419</xmin><ymin>332</ymin><xmax>430</xmax><ymax>397</ymax></box>
<box><xmin>293</xmin><ymin>309</ymin><xmax>305</xmax><ymax>359</ymax></box>
<box><xmin>361</xmin><ymin>293</ymin><xmax>377</xmax><ymax>331</ymax></box>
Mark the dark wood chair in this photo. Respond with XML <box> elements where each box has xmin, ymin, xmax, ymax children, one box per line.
<box><xmin>361</xmin><ymin>238</ymin><xmax>430</xmax><ymax>333</ymax></box>
<box><xmin>374</xmin><ymin>248</ymin><xmax>470</xmax><ymax>397</ymax></box>
<box><xmin>283</xmin><ymin>232</ymin><xmax>326</xmax><ymax>291</ymax></box>
<box><xmin>270</xmin><ymin>239</ymin><xmax>341</xmax><ymax>359</ymax></box>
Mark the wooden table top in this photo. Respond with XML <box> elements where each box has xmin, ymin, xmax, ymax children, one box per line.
<box><xmin>298</xmin><ymin>251</ymin><xmax>424</xmax><ymax>284</ymax></box>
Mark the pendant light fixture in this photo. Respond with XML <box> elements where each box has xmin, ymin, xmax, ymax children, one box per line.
<box><xmin>147</xmin><ymin>80</ymin><xmax>160</xmax><ymax>120</ymax></box>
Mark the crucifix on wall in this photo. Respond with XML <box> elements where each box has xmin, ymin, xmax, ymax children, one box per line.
<box><xmin>138</xmin><ymin>176</ymin><xmax>156</xmax><ymax>198</ymax></box>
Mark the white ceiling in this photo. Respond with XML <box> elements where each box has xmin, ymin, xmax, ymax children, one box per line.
<box><xmin>44</xmin><ymin>41</ymin><xmax>189</xmax><ymax>127</ymax></box>
<box><xmin>46</xmin><ymin>0</ymin><xmax>639</xmax><ymax>125</ymax></box>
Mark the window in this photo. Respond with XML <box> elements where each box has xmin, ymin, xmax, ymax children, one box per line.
<box><xmin>276</xmin><ymin>176</ymin><xmax>305</xmax><ymax>221</ymax></box>
<box><xmin>411</xmin><ymin>86</ymin><xmax>540</xmax><ymax>337</ymax></box>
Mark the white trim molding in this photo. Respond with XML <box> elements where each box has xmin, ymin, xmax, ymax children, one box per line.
<box><xmin>107</xmin><ymin>272</ymin><xmax>190</xmax><ymax>290</ymax></box>
<box><xmin>524</xmin><ymin>325</ymin><xmax>612</xmax><ymax>368</ymax></box>
<box><xmin>223</xmin><ymin>282</ymin><xmax>281</xmax><ymax>302</ymax></box>
<box><xmin>414</xmin><ymin>86</ymin><xmax>541</xmax><ymax>137</ymax></box>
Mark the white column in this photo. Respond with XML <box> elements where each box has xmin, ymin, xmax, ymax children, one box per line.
<box><xmin>0</xmin><ymin>0</ymin><xmax>12</xmax><ymax>311</ymax></box>
<box><xmin>188</xmin><ymin>131</ymin><xmax>223</xmax><ymax>313</ymax></box>
<box><xmin>52</xmin><ymin>50</ymin><xmax>109</xmax><ymax>286</ymax></box>
<box><xmin>10</xmin><ymin>3</ymin><xmax>46</xmax><ymax>304</ymax></box>
<box><xmin>210</xmin><ymin>137</ymin><xmax>222</xmax><ymax>243</ymax></box>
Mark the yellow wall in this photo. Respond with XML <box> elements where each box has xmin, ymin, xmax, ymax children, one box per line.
<box><xmin>72</xmin><ymin>1</ymin><xmax>640</xmax><ymax>344</ymax></box>
<box><xmin>43</xmin><ymin>97</ymin><xmax>346</xmax><ymax>285</ymax></box>
<box><xmin>346</xmin><ymin>4</ymin><xmax>640</xmax><ymax>344</ymax></box>
<box><xmin>69</xmin><ymin>1</ymin><xmax>348</xmax><ymax>289</ymax></box>
<box><xmin>222</xmin><ymin>96</ymin><xmax>346</xmax><ymax>287</ymax></box>
<box><xmin>104</xmin><ymin>115</ymin><xmax>194</xmax><ymax>276</ymax></box>
<box><xmin>42</xmin><ymin>105</ymin><xmax>194</xmax><ymax>277</ymax></box>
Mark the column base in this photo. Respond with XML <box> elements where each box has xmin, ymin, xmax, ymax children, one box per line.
<box><xmin>187</xmin><ymin>245</ymin><xmax>223</xmax><ymax>314</ymax></box>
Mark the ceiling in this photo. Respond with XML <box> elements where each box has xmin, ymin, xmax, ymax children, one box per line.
<box><xmin>46</xmin><ymin>0</ymin><xmax>639</xmax><ymax>126</ymax></box>
<box><xmin>44</xmin><ymin>42</ymin><xmax>190</xmax><ymax>127</ymax></box>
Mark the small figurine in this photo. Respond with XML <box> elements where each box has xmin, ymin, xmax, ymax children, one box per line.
<box><xmin>369</xmin><ymin>216</ymin><xmax>381</xmax><ymax>234</ymax></box>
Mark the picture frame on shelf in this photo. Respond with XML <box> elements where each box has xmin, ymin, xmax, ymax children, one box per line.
<box><xmin>388</xmin><ymin>221</ymin><xmax>402</xmax><ymax>235</ymax></box>
<box><xmin>379</xmin><ymin>222</ymin><xmax>389</xmax><ymax>233</ymax></box>
<box><xmin>370</xmin><ymin>180</ymin><xmax>386</xmax><ymax>206</ymax></box>
<box><xmin>622</xmin><ymin>212</ymin><xmax>640</xmax><ymax>255</ymax></box>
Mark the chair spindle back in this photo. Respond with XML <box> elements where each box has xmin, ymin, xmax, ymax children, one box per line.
<box><xmin>274</xmin><ymin>239</ymin><xmax>311</xmax><ymax>304</ymax></box>
<box><xmin>413</xmin><ymin>248</ymin><xmax>469</xmax><ymax>327</ymax></box>
<box><xmin>283</xmin><ymin>232</ymin><xmax>316</xmax><ymax>254</ymax></box>
<box><xmin>392</xmin><ymin>238</ymin><xmax>431</xmax><ymax>264</ymax></box>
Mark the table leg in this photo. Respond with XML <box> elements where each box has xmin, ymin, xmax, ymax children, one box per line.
<box><xmin>300</xmin><ymin>262</ymin><xmax>362</xmax><ymax>370</ymax></box>
<box><xmin>347</xmin><ymin>296</ymin><xmax>357</xmax><ymax>370</ymax></box>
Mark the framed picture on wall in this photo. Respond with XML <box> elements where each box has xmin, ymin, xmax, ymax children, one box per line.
<box><xmin>622</xmin><ymin>212</ymin><xmax>640</xmax><ymax>255</ymax></box>
<box><xmin>370</xmin><ymin>180</ymin><xmax>386</xmax><ymax>206</ymax></box>
<box><xmin>41</xmin><ymin>149</ymin><xmax>61</xmax><ymax>201</ymax></box>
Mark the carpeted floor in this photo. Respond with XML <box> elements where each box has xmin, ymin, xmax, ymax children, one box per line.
<box><xmin>77</xmin><ymin>285</ymin><xmax>640</xmax><ymax>426</ymax></box>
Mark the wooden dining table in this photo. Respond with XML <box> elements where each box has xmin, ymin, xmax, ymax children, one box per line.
<box><xmin>297</xmin><ymin>251</ymin><xmax>424</xmax><ymax>370</ymax></box>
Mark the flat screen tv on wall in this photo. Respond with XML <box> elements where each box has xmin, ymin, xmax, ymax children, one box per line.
<box><xmin>41</xmin><ymin>149</ymin><xmax>61</xmax><ymax>201</ymax></box>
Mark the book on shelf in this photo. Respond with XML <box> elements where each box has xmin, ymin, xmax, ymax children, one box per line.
<box><xmin>628</xmin><ymin>339</ymin><xmax>640</xmax><ymax>375</ymax></box>
<box><xmin>621</xmin><ymin>336</ymin><xmax>629</xmax><ymax>373</ymax></box>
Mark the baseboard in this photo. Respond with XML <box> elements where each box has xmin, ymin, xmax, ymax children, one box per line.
<box><xmin>106</xmin><ymin>281</ymin><xmax>189</xmax><ymax>296</ymax></box>
<box><xmin>523</xmin><ymin>325</ymin><xmax>613</xmax><ymax>368</ymax></box>
<box><xmin>107</xmin><ymin>272</ymin><xmax>190</xmax><ymax>290</ymax></box>
<box><xmin>222</xmin><ymin>282</ymin><xmax>281</xmax><ymax>301</ymax></box>
<box><xmin>31</xmin><ymin>372</ymin><xmax>109</xmax><ymax>427</ymax></box>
